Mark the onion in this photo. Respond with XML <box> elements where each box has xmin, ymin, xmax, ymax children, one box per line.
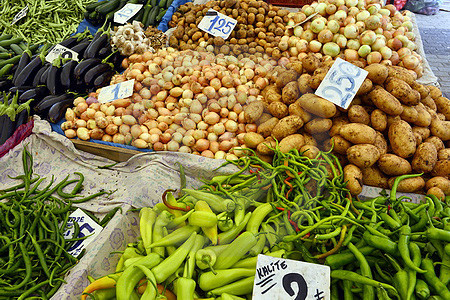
<box><xmin>402</xmin><ymin>55</ymin><xmax>420</xmax><ymax>70</ymax></box>
<box><xmin>215</xmin><ymin>151</ymin><xmax>226</xmax><ymax>159</ymax></box>
<box><xmin>323</xmin><ymin>42</ymin><xmax>340</xmax><ymax>57</ymax></box>
<box><xmin>153</xmin><ymin>142</ymin><xmax>165</xmax><ymax>151</ymax></box>
<box><xmin>366</xmin><ymin>51</ymin><xmax>382</xmax><ymax>64</ymax></box>
<box><xmin>179</xmin><ymin>146</ymin><xmax>192</xmax><ymax>153</ymax></box>
<box><xmin>309</xmin><ymin>40</ymin><xmax>322</xmax><ymax>52</ymax></box>
<box><xmin>358</xmin><ymin>45</ymin><xmax>371</xmax><ymax>57</ymax></box>
<box><xmin>182</xmin><ymin>135</ymin><xmax>195</xmax><ymax>147</ymax></box>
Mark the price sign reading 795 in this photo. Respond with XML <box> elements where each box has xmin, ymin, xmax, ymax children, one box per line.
<box><xmin>198</xmin><ymin>9</ymin><xmax>237</xmax><ymax>40</ymax></box>
<box><xmin>315</xmin><ymin>58</ymin><xmax>368</xmax><ymax>110</ymax></box>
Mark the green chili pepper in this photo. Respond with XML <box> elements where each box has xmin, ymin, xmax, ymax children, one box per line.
<box><xmin>152</xmin><ymin>210</ymin><xmax>174</xmax><ymax>257</ymax></box>
<box><xmin>348</xmin><ymin>242</ymin><xmax>375</xmax><ymax>300</ymax></box>
<box><xmin>362</xmin><ymin>231</ymin><xmax>397</xmax><ymax>256</ymax></box>
<box><xmin>200</xmin><ymin>268</ymin><xmax>256</xmax><ymax>291</ymax></box>
<box><xmin>196</xmin><ymin>248</ymin><xmax>217</xmax><ymax>270</ymax></box>
<box><xmin>421</xmin><ymin>257</ymin><xmax>450</xmax><ymax>299</ymax></box>
<box><xmin>176</xmin><ymin>277</ymin><xmax>196</xmax><ymax>300</ymax></box>
<box><xmin>331</xmin><ymin>270</ymin><xmax>398</xmax><ymax>296</ymax></box>
<box><xmin>325</xmin><ymin>246</ymin><xmax>375</xmax><ymax>269</ymax></box>
<box><xmin>399</xmin><ymin>225</ymin><xmax>426</xmax><ymax>273</ymax></box>
<box><xmin>182</xmin><ymin>189</ymin><xmax>236</xmax><ymax>213</ymax></box>
<box><xmin>415</xmin><ymin>279</ymin><xmax>430</xmax><ymax>299</ymax></box>
<box><xmin>218</xmin><ymin>212</ymin><xmax>252</xmax><ymax>245</ymax></box>
<box><xmin>214</xmin><ymin>231</ymin><xmax>257</xmax><ymax>270</ymax></box>
<box><xmin>207</xmin><ymin>276</ymin><xmax>255</xmax><ymax>297</ymax></box>
<box><xmin>167</xmin><ymin>210</ymin><xmax>194</xmax><ymax>229</ymax></box>
<box><xmin>406</xmin><ymin>242</ymin><xmax>422</xmax><ymax>300</ymax></box>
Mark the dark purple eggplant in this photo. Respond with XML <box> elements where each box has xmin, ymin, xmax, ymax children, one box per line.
<box><xmin>12</xmin><ymin>50</ymin><xmax>31</xmax><ymax>86</ymax></box>
<box><xmin>34</xmin><ymin>93</ymin><xmax>72</xmax><ymax>115</ymax></box>
<box><xmin>47</xmin><ymin>97</ymin><xmax>74</xmax><ymax>123</ymax></box>
<box><xmin>58</xmin><ymin>36</ymin><xmax>79</xmax><ymax>49</ymax></box>
<box><xmin>0</xmin><ymin>115</ymin><xmax>16</xmax><ymax>145</ymax></box>
<box><xmin>14</xmin><ymin>109</ymin><xmax>29</xmax><ymax>131</ymax></box>
<box><xmin>39</xmin><ymin>65</ymin><xmax>51</xmax><ymax>86</ymax></box>
<box><xmin>60</xmin><ymin>60</ymin><xmax>78</xmax><ymax>90</ymax></box>
<box><xmin>32</xmin><ymin>63</ymin><xmax>51</xmax><ymax>87</ymax></box>
<box><xmin>70</xmin><ymin>40</ymin><xmax>91</xmax><ymax>57</ymax></box>
<box><xmin>84</xmin><ymin>34</ymin><xmax>109</xmax><ymax>59</ymax></box>
<box><xmin>97</xmin><ymin>46</ymin><xmax>112</xmax><ymax>59</ymax></box>
<box><xmin>18</xmin><ymin>86</ymin><xmax>49</xmax><ymax>103</ymax></box>
<box><xmin>73</xmin><ymin>58</ymin><xmax>101</xmax><ymax>79</ymax></box>
<box><xmin>14</xmin><ymin>55</ymin><xmax>46</xmax><ymax>87</ymax></box>
<box><xmin>46</xmin><ymin>59</ymin><xmax>64</xmax><ymax>95</ymax></box>
<box><xmin>84</xmin><ymin>63</ymin><xmax>112</xmax><ymax>86</ymax></box>
<box><xmin>93</xmin><ymin>70</ymin><xmax>114</xmax><ymax>88</ymax></box>
<box><xmin>9</xmin><ymin>86</ymin><xmax>34</xmax><ymax>94</ymax></box>
<box><xmin>0</xmin><ymin>80</ymin><xmax>12</xmax><ymax>92</ymax></box>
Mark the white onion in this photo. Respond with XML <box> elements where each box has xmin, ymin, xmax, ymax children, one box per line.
<box><xmin>182</xmin><ymin>135</ymin><xmax>195</xmax><ymax>147</ymax></box>
<box><xmin>179</xmin><ymin>146</ymin><xmax>192</xmax><ymax>153</ymax></box>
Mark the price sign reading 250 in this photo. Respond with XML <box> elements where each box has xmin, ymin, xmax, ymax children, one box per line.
<box><xmin>315</xmin><ymin>58</ymin><xmax>368</xmax><ymax>110</ymax></box>
<box><xmin>198</xmin><ymin>9</ymin><xmax>237</xmax><ymax>40</ymax></box>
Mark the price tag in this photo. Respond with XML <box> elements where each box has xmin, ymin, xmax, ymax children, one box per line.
<box><xmin>114</xmin><ymin>4</ymin><xmax>143</xmax><ymax>24</ymax></box>
<box><xmin>315</xmin><ymin>57</ymin><xmax>368</xmax><ymax>109</ymax></box>
<box><xmin>252</xmin><ymin>254</ymin><xmax>330</xmax><ymax>300</ymax></box>
<box><xmin>98</xmin><ymin>79</ymin><xmax>135</xmax><ymax>103</ymax></box>
<box><xmin>45</xmin><ymin>44</ymin><xmax>79</xmax><ymax>63</ymax></box>
<box><xmin>63</xmin><ymin>209</ymin><xmax>103</xmax><ymax>257</ymax></box>
<box><xmin>11</xmin><ymin>5</ymin><xmax>29</xmax><ymax>25</ymax></box>
<box><xmin>198</xmin><ymin>9</ymin><xmax>237</xmax><ymax>40</ymax></box>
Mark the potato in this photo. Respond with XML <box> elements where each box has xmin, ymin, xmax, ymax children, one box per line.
<box><xmin>268</xmin><ymin>101</ymin><xmax>289</xmax><ymax>119</ymax></box>
<box><xmin>362</xmin><ymin>166</ymin><xmax>389</xmax><ymax>189</ymax></box>
<box><xmin>378</xmin><ymin>154</ymin><xmax>412</xmax><ymax>176</ymax></box>
<box><xmin>243</xmin><ymin>132</ymin><xmax>265</xmax><ymax>148</ymax></box>
<box><xmin>426</xmin><ymin>176</ymin><xmax>450</xmax><ymax>194</ymax></box>
<box><xmin>370</xmin><ymin>109</ymin><xmax>387</xmax><ymax>132</ymax></box>
<box><xmin>329</xmin><ymin>116</ymin><xmax>349</xmax><ymax>136</ymax></box>
<box><xmin>435</xmin><ymin>96</ymin><xmax>450</xmax><ymax>120</ymax></box>
<box><xmin>388</xmin><ymin>176</ymin><xmax>425</xmax><ymax>193</ymax></box>
<box><xmin>438</xmin><ymin>148</ymin><xmax>450</xmax><ymax>160</ymax></box>
<box><xmin>344</xmin><ymin>164</ymin><xmax>363</xmax><ymax>195</ymax></box>
<box><xmin>412</xmin><ymin>126</ymin><xmax>431</xmax><ymax>141</ymax></box>
<box><xmin>356</xmin><ymin>78</ymin><xmax>373</xmax><ymax>95</ymax></box>
<box><xmin>387</xmin><ymin>66</ymin><xmax>415</xmax><ymax>85</ymax></box>
<box><xmin>368</xmin><ymin>86</ymin><xmax>403</xmax><ymax>116</ymax></box>
<box><xmin>308</xmin><ymin>71</ymin><xmax>327</xmax><ymax>89</ymax></box>
<box><xmin>297</xmin><ymin>74</ymin><xmax>313</xmax><ymax>94</ymax></box>
<box><xmin>428</xmin><ymin>85</ymin><xmax>442</xmax><ymax>100</ymax></box>
<box><xmin>300</xmin><ymin>144</ymin><xmax>319</xmax><ymax>159</ymax></box>
<box><xmin>424</xmin><ymin>136</ymin><xmax>445</xmax><ymax>152</ymax></box>
<box><xmin>280</xmin><ymin>81</ymin><xmax>300</xmax><ymax>106</ymax></box>
<box><xmin>385</xmin><ymin>77</ymin><xmax>420</xmax><ymax>106</ymax></box>
<box><xmin>386</xmin><ymin>115</ymin><xmax>401</xmax><ymax>129</ymax></box>
<box><xmin>410</xmin><ymin>82</ymin><xmax>430</xmax><ymax>99</ymax></box>
<box><xmin>388</xmin><ymin>120</ymin><xmax>416</xmax><ymax>158</ymax></box>
<box><xmin>365</xmin><ymin>63</ymin><xmax>388</xmax><ymax>85</ymax></box>
<box><xmin>348</xmin><ymin>105</ymin><xmax>370</xmax><ymax>125</ymax></box>
<box><xmin>256</xmin><ymin>113</ymin><xmax>272</xmax><ymax>126</ymax></box>
<box><xmin>374</xmin><ymin>131</ymin><xmax>388</xmax><ymax>155</ymax></box>
<box><xmin>331</xmin><ymin>135</ymin><xmax>352</xmax><ymax>155</ymax></box>
<box><xmin>430</xmin><ymin>119</ymin><xmax>450</xmax><ymax>141</ymax></box>
<box><xmin>304</xmin><ymin>118</ymin><xmax>332</xmax><ymax>134</ymax></box>
<box><xmin>413</xmin><ymin>104</ymin><xmax>432</xmax><ymax>127</ymax></box>
<box><xmin>302</xmin><ymin>54</ymin><xmax>320</xmax><ymax>73</ymax></box>
<box><xmin>256</xmin><ymin>138</ymin><xmax>277</xmax><ymax>155</ymax></box>
<box><xmin>279</xmin><ymin>134</ymin><xmax>305</xmax><ymax>153</ymax></box>
<box><xmin>271</xmin><ymin>115</ymin><xmax>304</xmax><ymax>141</ymax></box>
<box><xmin>244</xmin><ymin>101</ymin><xmax>264</xmax><ymax>123</ymax></box>
<box><xmin>427</xmin><ymin>187</ymin><xmax>445</xmax><ymax>200</ymax></box>
<box><xmin>276</xmin><ymin>69</ymin><xmax>298</xmax><ymax>88</ymax></box>
<box><xmin>347</xmin><ymin>144</ymin><xmax>380</xmax><ymax>168</ymax></box>
<box><xmin>411</xmin><ymin>142</ymin><xmax>438</xmax><ymax>173</ymax></box>
<box><xmin>431</xmin><ymin>160</ymin><xmax>450</xmax><ymax>177</ymax></box>
<box><xmin>303</xmin><ymin>133</ymin><xmax>318</xmax><ymax>146</ymax></box>
<box><xmin>257</xmin><ymin>117</ymin><xmax>279</xmax><ymax>138</ymax></box>
<box><xmin>289</xmin><ymin>101</ymin><xmax>312</xmax><ymax>123</ymax></box>
<box><xmin>297</xmin><ymin>93</ymin><xmax>337</xmax><ymax>119</ymax></box>
<box><xmin>340</xmin><ymin>123</ymin><xmax>376</xmax><ymax>144</ymax></box>
<box><xmin>421</xmin><ymin>95</ymin><xmax>437</xmax><ymax>111</ymax></box>
<box><xmin>400</xmin><ymin>105</ymin><xmax>418</xmax><ymax>123</ymax></box>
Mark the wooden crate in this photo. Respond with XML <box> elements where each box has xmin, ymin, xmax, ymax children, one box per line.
<box><xmin>71</xmin><ymin>139</ymin><xmax>142</xmax><ymax>162</ymax></box>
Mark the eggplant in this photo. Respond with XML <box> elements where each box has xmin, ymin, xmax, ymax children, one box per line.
<box><xmin>34</xmin><ymin>93</ymin><xmax>73</xmax><ymax>115</ymax></box>
<box><xmin>58</xmin><ymin>36</ymin><xmax>79</xmax><ymax>49</ymax></box>
<box><xmin>70</xmin><ymin>40</ymin><xmax>91</xmax><ymax>57</ymax></box>
<box><xmin>93</xmin><ymin>70</ymin><xmax>114</xmax><ymax>88</ymax></box>
<box><xmin>47</xmin><ymin>97</ymin><xmax>74</xmax><ymax>123</ymax></box>
<box><xmin>60</xmin><ymin>60</ymin><xmax>78</xmax><ymax>90</ymax></box>
<box><xmin>14</xmin><ymin>109</ymin><xmax>29</xmax><ymax>131</ymax></box>
<box><xmin>84</xmin><ymin>34</ymin><xmax>109</xmax><ymax>59</ymax></box>
<box><xmin>14</xmin><ymin>55</ymin><xmax>46</xmax><ymax>87</ymax></box>
<box><xmin>12</xmin><ymin>51</ymin><xmax>31</xmax><ymax>86</ymax></box>
<box><xmin>0</xmin><ymin>115</ymin><xmax>16</xmax><ymax>145</ymax></box>
<box><xmin>46</xmin><ymin>63</ymin><xmax>63</xmax><ymax>95</ymax></box>
<box><xmin>84</xmin><ymin>63</ymin><xmax>112</xmax><ymax>86</ymax></box>
<box><xmin>32</xmin><ymin>63</ymin><xmax>51</xmax><ymax>87</ymax></box>
<box><xmin>18</xmin><ymin>86</ymin><xmax>49</xmax><ymax>103</ymax></box>
<box><xmin>9</xmin><ymin>86</ymin><xmax>34</xmax><ymax>94</ymax></box>
<box><xmin>39</xmin><ymin>65</ymin><xmax>51</xmax><ymax>86</ymax></box>
<box><xmin>0</xmin><ymin>79</ymin><xmax>12</xmax><ymax>92</ymax></box>
<box><xmin>97</xmin><ymin>46</ymin><xmax>112</xmax><ymax>59</ymax></box>
<box><xmin>73</xmin><ymin>58</ymin><xmax>101</xmax><ymax>79</ymax></box>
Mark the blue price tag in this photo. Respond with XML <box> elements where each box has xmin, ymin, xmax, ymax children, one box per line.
<box><xmin>315</xmin><ymin>58</ymin><xmax>368</xmax><ymax>109</ymax></box>
<box><xmin>198</xmin><ymin>9</ymin><xmax>237</xmax><ymax>40</ymax></box>
<box><xmin>98</xmin><ymin>79</ymin><xmax>135</xmax><ymax>103</ymax></box>
<box><xmin>114</xmin><ymin>4</ymin><xmax>143</xmax><ymax>24</ymax></box>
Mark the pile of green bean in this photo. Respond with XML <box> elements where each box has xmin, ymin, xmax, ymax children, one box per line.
<box><xmin>0</xmin><ymin>0</ymin><xmax>96</xmax><ymax>44</ymax></box>
<box><xmin>0</xmin><ymin>147</ymin><xmax>115</xmax><ymax>298</ymax></box>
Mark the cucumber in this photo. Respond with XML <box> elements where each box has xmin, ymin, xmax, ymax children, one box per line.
<box><xmin>105</xmin><ymin>0</ymin><xmax>128</xmax><ymax>21</ymax></box>
<box><xmin>156</xmin><ymin>8</ymin><xmax>167</xmax><ymax>22</ymax></box>
<box><xmin>0</xmin><ymin>55</ymin><xmax>21</xmax><ymax>69</ymax></box>
<box><xmin>0</xmin><ymin>53</ymin><xmax>11</xmax><ymax>59</ymax></box>
<box><xmin>147</xmin><ymin>6</ymin><xmax>160</xmax><ymax>26</ymax></box>
<box><xmin>150</xmin><ymin>0</ymin><xmax>158</xmax><ymax>7</ymax></box>
<box><xmin>96</xmin><ymin>0</ymin><xmax>121</xmax><ymax>15</ymax></box>
<box><xmin>9</xmin><ymin>44</ymin><xmax>24</xmax><ymax>56</ymax></box>
<box><xmin>141</xmin><ymin>4</ymin><xmax>153</xmax><ymax>26</ymax></box>
<box><xmin>165</xmin><ymin>0</ymin><xmax>174</xmax><ymax>9</ymax></box>
<box><xmin>0</xmin><ymin>64</ymin><xmax>13</xmax><ymax>77</ymax></box>
<box><xmin>0</xmin><ymin>35</ymin><xmax>13</xmax><ymax>42</ymax></box>
<box><xmin>158</xmin><ymin>0</ymin><xmax>166</xmax><ymax>8</ymax></box>
<box><xmin>0</xmin><ymin>37</ymin><xmax>24</xmax><ymax>48</ymax></box>
<box><xmin>133</xmin><ymin>6</ymin><xmax>145</xmax><ymax>22</ymax></box>
<box><xmin>86</xmin><ymin>0</ymin><xmax>107</xmax><ymax>12</ymax></box>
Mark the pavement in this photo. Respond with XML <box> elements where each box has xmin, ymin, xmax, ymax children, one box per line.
<box><xmin>415</xmin><ymin>8</ymin><xmax>450</xmax><ymax>97</ymax></box>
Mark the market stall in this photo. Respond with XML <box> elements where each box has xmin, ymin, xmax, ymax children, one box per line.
<box><xmin>0</xmin><ymin>0</ymin><xmax>449</xmax><ymax>299</ymax></box>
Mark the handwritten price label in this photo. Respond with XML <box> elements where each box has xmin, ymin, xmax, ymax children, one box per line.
<box><xmin>252</xmin><ymin>254</ymin><xmax>330</xmax><ymax>300</ymax></box>
<box><xmin>114</xmin><ymin>4</ymin><xmax>143</xmax><ymax>24</ymax></box>
<box><xmin>45</xmin><ymin>44</ymin><xmax>79</xmax><ymax>63</ymax></box>
<box><xmin>98</xmin><ymin>79</ymin><xmax>135</xmax><ymax>103</ymax></box>
<box><xmin>63</xmin><ymin>209</ymin><xmax>103</xmax><ymax>257</ymax></box>
<box><xmin>315</xmin><ymin>57</ymin><xmax>368</xmax><ymax>109</ymax></box>
<box><xmin>11</xmin><ymin>5</ymin><xmax>28</xmax><ymax>25</ymax></box>
<box><xmin>198</xmin><ymin>9</ymin><xmax>237</xmax><ymax>40</ymax></box>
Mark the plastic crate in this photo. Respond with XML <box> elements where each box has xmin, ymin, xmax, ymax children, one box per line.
<box><xmin>266</xmin><ymin>0</ymin><xmax>314</xmax><ymax>8</ymax></box>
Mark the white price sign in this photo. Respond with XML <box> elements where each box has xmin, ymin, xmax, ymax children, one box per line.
<box><xmin>315</xmin><ymin>57</ymin><xmax>368</xmax><ymax>109</ymax></box>
<box><xmin>114</xmin><ymin>4</ymin><xmax>143</xmax><ymax>24</ymax></box>
<box><xmin>252</xmin><ymin>254</ymin><xmax>330</xmax><ymax>300</ymax></box>
<box><xmin>45</xmin><ymin>44</ymin><xmax>79</xmax><ymax>63</ymax></box>
<box><xmin>198</xmin><ymin>9</ymin><xmax>237</xmax><ymax>40</ymax></box>
<box><xmin>11</xmin><ymin>5</ymin><xmax>28</xmax><ymax>25</ymax></box>
<box><xmin>98</xmin><ymin>79</ymin><xmax>135</xmax><ymax>103</ymax></box>
<box><xmin>63</xmin><ymin>209</ymin><xmax>103</xmax><ymax>257</ymax></box>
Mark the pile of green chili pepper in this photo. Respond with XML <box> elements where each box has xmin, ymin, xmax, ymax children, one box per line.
<box><xmin>0</xmin><ymin>147</ymin><xmax>117</xmax><ymax>298</ymax></box>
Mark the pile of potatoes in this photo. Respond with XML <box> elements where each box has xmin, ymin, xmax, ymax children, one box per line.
<box><xmin>242</xmin><ymin>54</ymin><xmax>450</xmax><ymax>198</ymax></box>
<box><xmin>168</xmin><ymin>0</ymin><xmax>292</xmax><ymax>59</ymax></box>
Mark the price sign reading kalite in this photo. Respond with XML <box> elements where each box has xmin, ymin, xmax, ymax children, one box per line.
<box><xmin>98</xmin><ymin>79</ymin><xmax>135</xmax><ymax>103</ymax></box>
<box><xmin>315</xmin><ymin>57</ymin><xmax>368</xmax><ymax>109</ymax></box>
<box><xmin>252</xmin><ymin>254</ymin><xmax>330</xmax><ymax>300</ymax></box>
<box><xmin>198</xmin><ymin>9</ymin><xmax>237</xmax><ymax>40</ymax></box>
<box><xmin>11</xmin><ymin>5</ymin><xmax>28</xmax><ymax>25</ymax></box>
<box><xmin>45</xmin><ymin>44</ymin><xmax>79</xmax><ymax>63</ymax></box>
<box><xmin>63</xmin><ymin>209</ymin><xmax>103</xmax><ymax>257</ymax></box>
<box><xmin>114</xmin><ymin>4</ymin><xmax>143</xmax><ymax>24</ymax></box>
